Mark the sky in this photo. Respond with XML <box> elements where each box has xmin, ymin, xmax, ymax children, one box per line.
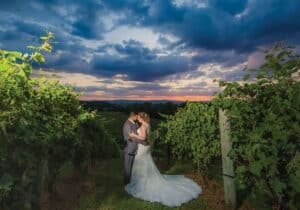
<box><xmin>0</xmin><ymin>0</ymin><xmax>299</xmax><ymax>101</ymax></box>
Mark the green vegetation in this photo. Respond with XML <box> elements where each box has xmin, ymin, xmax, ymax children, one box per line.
<box><xmin>1</xmin><ymin>32</ymin><xmax>298</xmax><ymax>210</ymax></box>
<box><xmin>83</xmin><ymin>101</ymin><xmax>183</xmax><ymax>119</ymax></box>
<box><xmin>155</xmin><ymin>103</ymin><xmax>220</xmax><ymax>173</ymax></box>
<box><xmin>0</xmin><ymin>33</ymin><xmax>118</xmax><ymax>210</ymax></box>
<box><xmin>217</xmin><ymin>44</ymin><xmax>300</xmax><ymax>209</ymax></box>
<box><xmin>157</xmin><ymin>44</ymin><xmax>300</xmax><ymax>209</ymax></box>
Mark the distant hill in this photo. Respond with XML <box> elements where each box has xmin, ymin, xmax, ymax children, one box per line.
<box><xmin>86</xmin><ymin>100</ymin><xmax>184</xmax><ymax>105</ymax></box>
<box><xmin>80</xmin><ymin>100</ymin><xmax>189</xmax><ymax>118</ymax></box>
<box><xmin>80</xmin><ymin>100</ymin><xmax>210</xmax><ymax>119</ymax></box>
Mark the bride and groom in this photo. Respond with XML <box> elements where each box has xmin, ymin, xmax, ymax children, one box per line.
<box><xmin>123</xmin><ymin>112</ymin><xmax>202</xmax><ymax>207</ymax></box>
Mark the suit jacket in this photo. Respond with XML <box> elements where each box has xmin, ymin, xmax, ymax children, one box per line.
<box><xmin>123</xmin><ymin>119</ymin><xmax>148</xmax><ymax>155</ymax></box>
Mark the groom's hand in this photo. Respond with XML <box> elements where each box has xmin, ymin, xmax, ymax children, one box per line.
<box><xmin>129</xmin><ymin>132</ymin><xmax>135</xmax><ymax>137</ymax></box>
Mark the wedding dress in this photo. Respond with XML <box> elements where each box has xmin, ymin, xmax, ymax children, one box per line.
<box><xmin>125</xmin><ymin>127</ymin><xmax>202</xmax><ymax>207</ymax></box>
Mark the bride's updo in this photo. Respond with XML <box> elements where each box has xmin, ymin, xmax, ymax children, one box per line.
<box><xmin>138</xmin><ymin>112</ymin><xmax>150</xmax><ymax>123</ymax></box>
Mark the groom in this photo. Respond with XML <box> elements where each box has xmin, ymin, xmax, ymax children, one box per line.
<box><xmin>123</xmin><ymin>112</ymin><xmax>148</xmax><ymax>185</ymax></box>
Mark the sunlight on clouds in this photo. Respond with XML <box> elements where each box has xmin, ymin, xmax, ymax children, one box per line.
<box><xmin>159</xmin><ymin>64</ymin><xmax>215</xmax><ymax>90</ymax></box>
<box><xmin>79</xmin><ymin>39</ymin><xmax>103</xmax><ymax>50</ymax></box>
<box><xmin>92</xmin><ymin>90</ymin><xmax>105</xmax><ymax>95</ymax></box>
<box><xmin>45</xmin><ymin>71</ymin><xmax>142</xmax><ymax>90</ymax></box>
<box><xmin>179</xmin><ymin>50</ymin><xmax>199</xmax><ymax>57</ymax></box>
<box><xmin>160</xmin><ymin>74</ymin><xmax>207</xmax><ymax>89</ymax></box>
<box><xmin>52</xmin><ymin>4</ymin><xmax>78</xmax><ymax>22</ymax></box>
<box><xmin>104</xmin><ymin>26</ymin><xmax>160</xmax><ymax>49</ymax></box>
<box><xmin>42</xmin><ymin>70</ymin><xmax>215</xmax><ymax>100</ymax></box>
<box><xmin>71</xmin><ymin>12</ymin><xmax>127</xmax><ymax>51</ymax></box>
<box><xmin>81</xmin><ymin>94</ymin><xmax>213</xmax><ymax>101</ymax></box>
<box><xmin>47</xmin><ymin>72</ymin><xmax>101</xmax><ymax>87</ymax></box>
<box><xmin>102</xmin><ymin>12</ymin><xmax>125</xmax><ymax>31</ymax></box>
<box><xmin>113</xmin><ymin>74</ymin><xmax>128</xmax><ymax>79</ymax></box>
<box><xmin>105</xmin><ymin>79</ymin><xmax>136</xmax><ymax>89</ymax></box>
<box><xmin>163</xmin><ymin>34</ymin><xmax>180</xmax><ymax>43</ymax></box>
<box><xmin>40</xmin><ymin>60</ymin><xmax>247</xmax><ymax>101</ymax></box>
<box><xmin>158</xmin><ymin>62</ymin><xmax>247</xmax><ymax>95</ymax></box>
<box><xmin>172</xmin><ymin>0</ymin><xmax>208</xmax><ymax>8</ymax></box>
<box><xmin>234</xmin><ymin>0</ymin><xmax>251</xmax><ymax>19</ymax></box>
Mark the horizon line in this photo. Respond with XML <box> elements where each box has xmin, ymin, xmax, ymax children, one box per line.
<box><xmin>79</xmin><ymin>95</ymin><xmax>214</xmax><ymax>102</ymax></box>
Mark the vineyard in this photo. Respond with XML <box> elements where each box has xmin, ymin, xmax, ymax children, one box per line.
<box><xmin>154</xmin><ymin>44</ymin><xmax>300</xmax><ymax>209</ymax></box>
<box><xmin>0</xmin><ymin>34</ymin><xmax>299</xmax><ymax>210</ymax></box>
<box><xmin>0</xmin><ymin>33</ymin><xmax>119</xmax><ymax>210</ymax></box>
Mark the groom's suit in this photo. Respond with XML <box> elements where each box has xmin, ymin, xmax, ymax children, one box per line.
<box><xmin>123</xmin><ymin>119</ymin><xmax>148</xmax><ymax>185</ymax></box>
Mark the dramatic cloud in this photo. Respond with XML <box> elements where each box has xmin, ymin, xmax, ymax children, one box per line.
<box><xmin>90</xmin><ymin>39</ymin><xmax>192</xmax><ymax>81</ymax></box>
<box><xmin>0</xmin><ymin>0</ymin><xmax>299</xmax><ymax>100</ymax></box>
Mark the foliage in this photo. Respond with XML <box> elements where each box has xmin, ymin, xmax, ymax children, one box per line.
<box><xmin>0</xmin><ymin>32</ymin><xmax>119</xmax><ymax>210</ymax></box>
<box><xmin>1</xmin><ymin>30</ymin><xmax>298</xmax><ymax>210</ymax></box>
<box><xmin>214</xmin><ymin>43</ymin><xmax>300</xmax><ymax>208</ymax></box>
<box><xmin>156</xmin><ymin>102</ymin><xmax>220</xmax><ymax>172</ymax></box>
<box><xmin>72</xmin><ymin>115</ymin><xmax>120</xmax><ymax>173</ymax></box>
<box><xmin>156</xmin><ymin>43</ymin><xmax>299</xmax><ymax>208</ymax></box>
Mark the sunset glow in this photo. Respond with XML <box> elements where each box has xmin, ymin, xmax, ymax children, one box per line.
<box><xmin>1</xmin><ymin>0</ymin><xmax>299</xmax><ymax>101</ymax></box>
<box><xmin>80</xmin><ymin>95</ymin><xmax>214</xmax><ymax>102</ymax></box>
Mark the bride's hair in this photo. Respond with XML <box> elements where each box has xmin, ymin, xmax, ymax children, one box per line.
<box><xmin>138</xmin><ymin>112</ymin><xmax>150</xmax><ymax>123</ymax></box>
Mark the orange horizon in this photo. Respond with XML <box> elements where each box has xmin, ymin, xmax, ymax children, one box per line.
<box><xmin>80</xmin><ymin>95</ymin><xmax>214</xmax><ymax>102</ymax></box>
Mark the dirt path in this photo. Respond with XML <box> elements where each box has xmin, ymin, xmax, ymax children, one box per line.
<box><xmin>185</xmin><ymin>172</ymin><xmax>253</xmax><ymax>210</ymax></box>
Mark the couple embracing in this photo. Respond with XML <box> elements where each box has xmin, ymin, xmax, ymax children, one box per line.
<box><xmin>122</xmin><ymin>112</ymin><xmax>202</xmax><ymax>207</ymax></box>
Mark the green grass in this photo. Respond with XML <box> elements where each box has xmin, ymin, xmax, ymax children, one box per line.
<box><xmin>205</xmin><ymin>161</ymin><xmax>223</xmax><ymax>184</ymax></box>
<box><xmin>164</xmin><ymin>161</ymin><xmax>194</xmax><ymax>175</ymax></box>
<box><xmin>77</xmin><ymin>159</ymin><xmax>206</xmax><ymax>210</ymax></box>
<box><xmin>77</xmin><ymin>111</ymin><xmax>273</xmax><ymax>209</ymax></box>
<box><xmin>40</xmin><ymin>110</ymin><xmax>285</xmax><ymax>210</ymax></box>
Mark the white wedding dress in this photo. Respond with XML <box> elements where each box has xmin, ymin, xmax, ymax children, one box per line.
<box><xmin>125</xmin><ymin>127</ymin><xmax>202</xmax><ymax>207</ymax></box>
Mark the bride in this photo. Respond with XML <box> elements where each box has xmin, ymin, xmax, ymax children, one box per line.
<box><xmin>125</xmin><ymin>112</ymin><xmax>202</xmax><ymax>207</ymax></box>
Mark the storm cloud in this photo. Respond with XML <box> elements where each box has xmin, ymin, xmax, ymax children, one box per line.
<box><xmin>0</xmin><ymin>0</ymin><xmax>299</xmax><ymax>99</ymax></box>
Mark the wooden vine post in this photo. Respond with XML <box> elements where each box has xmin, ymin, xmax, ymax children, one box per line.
<box><xmin>219</xmin><ymin>108</ymin><xmax>236</xmax><ymax>209</ymax></box>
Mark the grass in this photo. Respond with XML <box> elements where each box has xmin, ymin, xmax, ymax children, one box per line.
<box><xmin>75</xmin><ymin>112</ymin><xmax>205</xmax><ymax>209</ymax></box>
<box><xmin>43</xmin><ymin>110</ymin><xmax>270</xmax><ymax>210</ymax></box>
<box><xmin>77</xmin><ymin>159</ymin><xmax>207</xmax><ymax>210</ymax></box>
<box><xmin>44</xmin><ymin>158</ymin><xmax>260</xmax><ymax>210</ymax></box>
